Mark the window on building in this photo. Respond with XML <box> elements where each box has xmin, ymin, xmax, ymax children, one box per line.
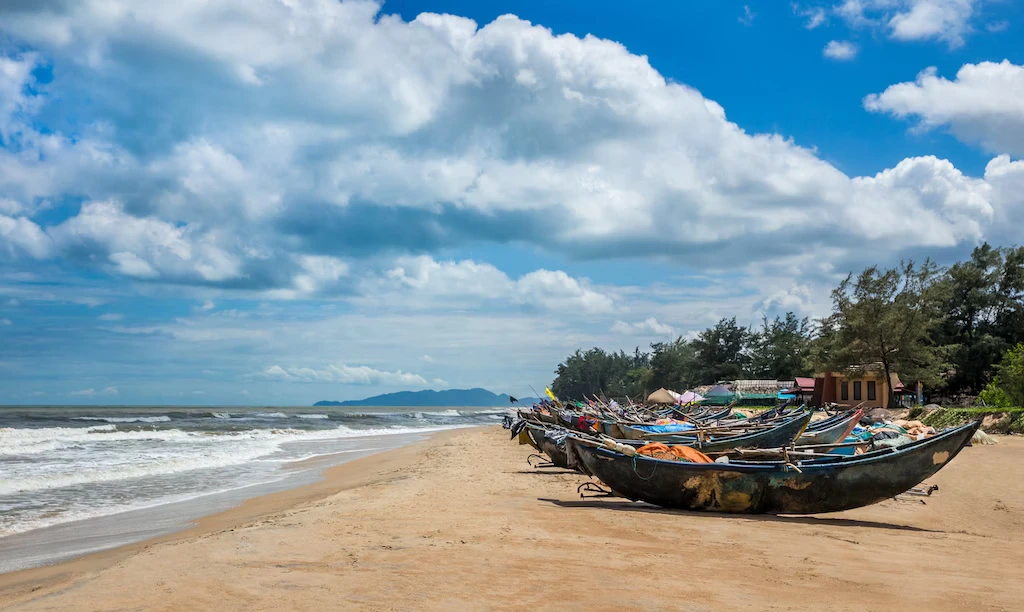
<box><xmin>867</xmin><ymin>381</ymin><xmax>876</xmax><ymax>401</ymax></box>
<box><xmin>853</xmin><ymin>381</ymin><xmax>862</xmax><ymax>401</ymax></box>
<box><xmin>841</xmin><ymin>381</ymin><xmax>849</xmax><ymax>401</ymax></box>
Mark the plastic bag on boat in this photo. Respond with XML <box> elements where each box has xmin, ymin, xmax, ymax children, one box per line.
<box><xmin>543</xmin><ymin>428</ymin><xmax>570</xmax><ymax>445</ymax></box>
<box><xmin>503</xmin><ymin>417</ymin><xmax>528</xmax><ymax>439</ymax></box>
<box><xmin>870</xmin><ymin>430</ymin><xmax>902</xmax><ymax>441</ymax></box>
<box><xmin>869</xmin><ymin>434</ymin><xmax>914</xmax><ymax>450</ymax></box>
<box><xmin>634</xmin><ymin>423</ymin><xmax>695</xmax><ymax>434</ymax></box>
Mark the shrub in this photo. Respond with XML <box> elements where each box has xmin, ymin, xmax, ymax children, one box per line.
<box><xmin>982</xmin><ymin>344</ymin><xmax>1024</xmax><ymax>408</ymax></box>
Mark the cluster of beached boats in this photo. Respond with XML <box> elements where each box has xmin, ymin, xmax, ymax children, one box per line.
<box><xmin>504</xmin><ymin>398</ymin><xmax>979</xmax><ymax>514</ymax></box>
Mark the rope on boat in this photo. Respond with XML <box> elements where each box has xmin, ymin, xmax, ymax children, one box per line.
<box><xmin>630</xmin><ymin>453</ymin><xmax>660</xmax><ymax>481</ymax></box>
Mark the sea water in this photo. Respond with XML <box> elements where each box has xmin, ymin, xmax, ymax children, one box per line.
<box><xmin>0</xmin><ymin>405</ymin><xmax>509</xmax><ymax>572</ymax></box>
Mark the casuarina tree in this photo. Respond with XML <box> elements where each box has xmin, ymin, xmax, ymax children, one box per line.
<box><xmin>818</xmin><ymin>260</ymin><xmax>949</xmax><ymax>406</ymax></box>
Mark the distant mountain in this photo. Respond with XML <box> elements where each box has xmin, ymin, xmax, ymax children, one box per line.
<box><xmin>314</xmin><ymin>388</ymin><xmax>540</xmax><ymax>407</ymax></box>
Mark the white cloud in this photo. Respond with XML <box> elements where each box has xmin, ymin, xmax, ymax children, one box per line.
<box><xmin>865</xmin><ymin>61</ymin><xmax>1024</xmax><ymax>156</ymax></box>
<box><xmin>0</xmin><ymin>215</ymin><xmax>53</xmax><ymax>259</ymax></box>
<box><xmin>368</xmin><ymin>256</ymin><xmax>614</xmax><ymax>315</ymax></box>
<box><xmin>0</xmin><ymin>1</ymin><xmax>1007</xmax><ymax>280</ymax></box>
<box><xmin>98</xmin><ymin>313</ymin><xmax>124</xmax><ymax>321</ymax></box>
<box><xmin>792</xmin><ymin>4</ymin><xmax>827</xmax><ymax>28</ymax></box>
<box><xmin>70</xmin><ymin>386</ymin><xmax>118</xmax><ymax>396</ymax></box>
<box><xmin>261</xmin><ymin>363</ymin><xmax>431</xmax><ymax>386</ymax></box>
<box><xmin>983</xmin><ymin>155</ymin><xmax>1024</xmax><ymax>244</ymax></box>
<box><xmin>49</xmin><ymin>200</ymin><xmax>243</xmax><ymax>282</ymax></box>
<box><xmin>887</xmin><ymin>0</ymin><xmax>975</xmax><ymax>46</ymax></box>
<box><xmin>610</xmin><ymin>317</ymin><xmax>677</xmax><ymax>336</ymax></box>
<box><xmin>739</xmin><ymin>5</ymin><xmax>756</xmax><ymax>26</ymax></box>
<box><xmin>758</xmin><ymin>284</ymin><xmax>816</xmax><ymax>314</ymax></box>
<box><xmin>823</xmin><ymin>40</ymin><xmax>859</xmax><ymax>61</ymax></box>
<box><xmin>836</xmin><ymin>0</ymin><xmax>980</xmax><ymax>47</ymax></box>
<box><xmin>516</xmin><ymin>269</ymin><xmax>615</xmax><ymax>315</ymax></box>
<box><xmin>0</xmin><ymin>0</ymin><xmax>1016</xmax><ymax>303</ymax></box>
<box><xmin>200</xmin><ymin>300</ymin><xmax>216</xmax><ymax>311</ymax></box>
<box><xmin>0</xmin><ymin>318</ymin><xmax>12</xmax><ymax>326</ymax></box>
<box><xmin>0</xmin><ymin>198</ymin><xmax>22</xmax><ymax>215</ymax></box>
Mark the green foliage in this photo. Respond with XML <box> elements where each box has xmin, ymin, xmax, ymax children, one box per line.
<box><xmin>935</xmin><ymin>244</ymin><xmax>1024</xmax><ymax>394</ymax></box>
<box><xmin>979</xmin><ymin>383</ymin><xmax>1013</xmax><ymax>408</ymax></box>
<box><xmin>550</xmin><ymin>347</ymin><xmax>651</xmax><ymax>401</ymax></box>
<box><xmin>922</xmin><ymin>407</ymin><xmax>1024</xmax><ymax>434</ymax></box>
<box><xmin>546</xmin><ymin>245</ymin><xmax>1022</xmax><ymax>404</ymax></box>
<box><xmin>981</xmin><ymin>343</ymin><xmax>1024</xmax><ymax>408</ymax></box>
<box><xmin>691</xmin><ymin>317</ymin><xmax>751</xmax><ymax>383</ymax></box>
<box><xmin>749</xmin><ymin>313</ymin><xmax>813</xmax><ymax>379</ymax></box>
<box><xmin>551</xmin><ymin>313</ymin><xmax>814</xmax><ymax>400</ymax></box>
<box><xmin>648</xmin><ymin>337</ymin><xmax>698</xmax><ymax>391</ymax></box>
<box><xmin>815</xmin><ymin>260</ymin><xmax>949</xmax><ymax>402</ymax></box>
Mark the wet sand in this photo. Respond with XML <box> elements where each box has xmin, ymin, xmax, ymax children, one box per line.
<box><xmin>2</xmin><ymin>427</ymin><xmax>1022</xmax><ymax>611</ymax></box>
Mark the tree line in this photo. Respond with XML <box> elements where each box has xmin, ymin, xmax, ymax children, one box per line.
<box><xmin>550</xmin><ymin>243</ymin><xmax>1024</xmax><ymax>406</ymax></box>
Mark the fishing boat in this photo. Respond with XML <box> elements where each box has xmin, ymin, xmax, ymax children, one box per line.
<box><xmin>618</xmin><ymin>411</ymin><xmax>813</xmax><ymax>452</ymax></box>
<box><xmin>794</xmin><ymin>409</ymin><xmax>863</xmax><ymax>446</ymax></box>
<box><xmin>564</xmin><ymin>421</ymin><xmax>980</xmax><ymax>514</ymax></box>
<box><xmin>523</xmin><ymin>423</ymin><xmax>572</xmax><ymax>469</ymax></box>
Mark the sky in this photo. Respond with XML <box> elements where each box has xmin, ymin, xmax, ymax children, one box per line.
<box><xmin>1</xmin><ymin>0</ymin><xmax>1023</xmax><ymax>405</ymax></box>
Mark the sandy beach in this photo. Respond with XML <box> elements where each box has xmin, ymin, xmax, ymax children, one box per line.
<box><xmin>2</xmin><ymin>426</ymin><xmax>1022</xmax><ymax>611</ymax></box>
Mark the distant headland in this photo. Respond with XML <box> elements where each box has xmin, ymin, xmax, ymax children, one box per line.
<box><xmin>314</xmin><ymin>388</ymin><xmax>540</xmax><ymax>407</ymax></box>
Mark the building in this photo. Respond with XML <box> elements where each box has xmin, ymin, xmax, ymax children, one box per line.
<box><xmin>813</xmin><ymin>365</ymin><xmax>915</xmax><ymax>409</ymax></box>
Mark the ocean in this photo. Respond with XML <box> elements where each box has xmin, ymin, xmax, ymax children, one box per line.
<box><xmin>0</xmin><ymin>405</ymin><xmax>510</xmax><ymax>572</ymax></box>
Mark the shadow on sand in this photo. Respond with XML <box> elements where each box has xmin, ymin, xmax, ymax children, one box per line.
<box><xmin>537</xmin><ymin>497</ymin><xmax>942</xmax><ymax>533</ymax></box>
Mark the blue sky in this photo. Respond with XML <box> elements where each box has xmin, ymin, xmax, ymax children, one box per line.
<box><xmin>1</xmin><ymin>0</ymin><xmax>1022</xmax><ymax>405</ymax></box>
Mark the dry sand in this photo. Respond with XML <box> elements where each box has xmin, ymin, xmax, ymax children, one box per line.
<box><xmin>1</xmin><ymin>427</ymin><xmax>1022</xmax><ymax>611</ymax></box>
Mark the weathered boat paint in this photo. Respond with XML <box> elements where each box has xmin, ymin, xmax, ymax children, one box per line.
<box><xmin>566</xmin><ymin>421</ymin><xmax>979</xmax><ymax>514</ymax></box>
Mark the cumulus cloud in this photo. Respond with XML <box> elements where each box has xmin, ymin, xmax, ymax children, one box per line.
<box><xmin>823</xmin><ymin>41</ymin><xmax>859</xmax><ymax>60</ymax></box>
<box><xmin>369</xmin><ymin>256</ymin><xmax>615</xmax><ymax>314</ymax></box>
<box><xmin>865</xmin><ymin>61</ymin><xmax>1024</xmax><ymax>156</ymax></box>
<box><xmin>48</xmin><ymin>200</ymin><xmax>243</xmax><ymax>283</ymax></box>
<box><xmin>0</xmin><ymin>215</ymin><xmax>53</xmax><ymax>259</ymax></box>
<box><xmin>610</xmin><ymin>317</ymin><xmax>677</xmax><ymax>336</ymax></box>
<box><xmin>836</xmin><ymin>0</ymin><xmax>980</xmax><ymax>47</ymax></box>
<box><xmin>261</xmin><ymin>363</ymin><xmax>431</xmax><ymax>386</ymax></box>
<box><xmin>0</xmin><ymin>0</ymin><xmax>1011</xmax><ymax>291</ymax></box>
<box><xmin>758</xmin><ymin>284</ymin><xmax>816</xmax><ymax>315</ymax></box>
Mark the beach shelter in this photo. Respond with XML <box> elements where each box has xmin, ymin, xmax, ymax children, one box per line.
<box><xmin>677</xmin><ymin>390</ymin><xmax>705</xmax><ymax>405</ymax></box>
<box><xmin>703</xmin><ymin>384</ymin><xmax>736</xmax><ymax>405</ymax></box>
<box><xmin>647</xmin><ymin>388</ymin><xmax>678</xmax><ymax>404</ymax></box>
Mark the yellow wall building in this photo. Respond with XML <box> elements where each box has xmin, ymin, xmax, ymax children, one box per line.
<box><xmin>817</xmin><ymin>367</ymin><xmax>909</xmax><ymax>409</ymax></box>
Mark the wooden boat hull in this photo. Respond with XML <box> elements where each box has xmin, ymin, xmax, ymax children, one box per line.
<box><xmin>795</xmin><ymin>409</ymin><xmax>862</xmax><ymax>446</ymax></box>
<box><xmin>566</xmin><ymin>421</ymin><xmax>979</xmax><ymax>514</ymax></box>
<box><xmin>540</xmin><ymin>436</ymin><xmax>570</xmax><ymax>469</ymax></box>
<box><xmin>525</xmin><ymin>424</ymin><xmax>571</xmax><ymax>469</ymax></box>
<box><xmin>524</xmin><ymin>425</ymin><xmax>545</xmax><ymax>451</ymax></box>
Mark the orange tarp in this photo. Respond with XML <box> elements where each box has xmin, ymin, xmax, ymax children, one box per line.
<box><xmin>635</xmin><ymin>443</ymin><xmax>713</xmax><ymax>463</ymax></box>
